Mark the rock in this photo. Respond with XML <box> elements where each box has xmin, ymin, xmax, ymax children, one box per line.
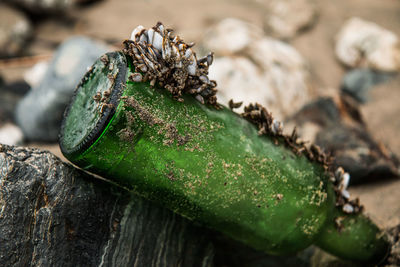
<box><xmin>310</xmin><ymin>248</ymin><xmax>358</xmax><ymax>267</ymax></box>
<box><xmin>6</xmin><ymin>0</ymin><xmax>73</xmax><ymax>15</ymax></box>
<box><xmin>202</xmin><ymin>18</ymin><xmax>264</xmax><ymax>56</ymax></box>
<box><xmin>287</xmin><ymin>96</ymin><xmax>400</xmax><ymax>184</ymax></box>
<box><xmin>0</xmin><ymin>3</ymin><xmax>32</xmax><ymax>57</ymax></box>
<box><xmin>206</xmin><ymin>19</ymin><xmax>314</xmax><ymax>120</ymax></box>
<box><xmin>0</xmin><ymin>80</ymin><xmax>30</xmax><ymax>124</ymax></box>
<box><xmin>360</xmin><ymin>76</ymin><xmax>400</xmax><ymax>158</ymax></box>
<box><xmin>335</xmin><ymin>17</ymin><xmax>400</xmax><ymax>72</ymax></box>
<box><xmin>16</xmin><ymin>37</ymin><xmax>108</xmax><ymax>142</ymax></box>
<box><xmin>24</xmin><ymin>60</ymin><xmax>49</xmax><ymax>88</ymax></box>
<box><xmin>0</xmin><ymin>123</ymin><xmax>24</xmax><ymax>145</ymax></box>
<box><xmin>0</xmin><ymin>144</ymin><xmax>313</xmax><ymax>266</ymax></box>
<box><xmin>0</xmin><ymin>144</ymin><xmax>214</xmax><ymax>266</ymax></box>
<box><xmin>341</xmin><ymin>68</ymin><xmax>395</xmax><ymax>103</ymax></box>
<box><xmin>262</xmin><ymin>0</ymin><xmax>318</xmax><ymax>40</ymax></box>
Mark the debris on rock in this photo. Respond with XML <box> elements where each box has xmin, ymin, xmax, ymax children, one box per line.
<box><xmin>262</xmin><ymin>0</ymin><xmax>318</xmax><ymax>40</ymax></box>
<box><xmin>287</xmin><ymin>96</ymin><xmax>400</xmax><ymax>184</ymax></box>
<box><xmin>0</xmin><ymin>3</ymin><xmax>32</xmax><ymax>57</ymax></box>
<box><xmin>335</xmin><ymin>17</ymin><xmax>400</xmax><ymax>72</ymax></box>
<box><xmin>16</xmin><ymin>37</ymin><xmax>108</xmax><ymax>142</ymax></box>
<box><xmin>204</xmin><ymin>18</ymin><xmax>314</xmax><ymax>120</ymax></box>
<box><xmin>341</xmin><ymin>68</ymin><xmax>395</xmax><ymax>103</ymax></box>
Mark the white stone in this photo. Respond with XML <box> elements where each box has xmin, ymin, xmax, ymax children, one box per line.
<box><xmin>263</xmin><ymin>0</ymin><xmax>317</xmax><ymax>39</ymax></box>
<box><xmin>206</xmin><ymin>20</ymin><xmax>313</xmax><ymax>120</ymax></box>
<box><xmin>336</xmin><ymin>17</ymin><xmax>400</xmax><ymax>72</ymax></box>
<box><xmin>202</xmin><ymin>18</ymin><xmax>264</xmax><ymax>56</ymax></box>
<box><xmin>0</xmin><ymin>123</ymin><xmax>24</xmax><ymax>146</ymax></box>
<box><xmin>24</xmin><ymin>61</ymin><xmax>49</xmax><ymax>88</ymax></box>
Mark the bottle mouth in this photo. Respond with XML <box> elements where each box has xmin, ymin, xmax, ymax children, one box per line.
<box><xmin>59</xmin><ymin>51</ymin><xmax>127</xmax><ymax>159</ymax></box>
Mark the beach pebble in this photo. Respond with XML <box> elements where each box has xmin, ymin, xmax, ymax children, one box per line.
<box><xmin>262</xmin><ymin>0</ymin><xmax>317</xmax><ymax>39</ymax></box>
<box><xmin>205</xmin><ymin>19</ymin><xmax>314</xmax><ymax>120</ymax></box>
<box><xmin>0</xmin><ymin>3</ymin><xmax>32</xmax><ymax>57</ymax></box>
<box><xmin>202</xmin><ymin>18</ymin><xmax>264</xmax><ymax>56</ymax></box>
<box><xmin>16</xmin><ymin>37</ymin><xmax>108</xmax><ymax>142</ymax></box>
<box><xmin>5</xmin><ymin>0</ymin><xmax>72</xmax><ymax>14</ymax></box>
<box><xmin>0</xmin><ymin>123</ymin><xmax>24</xmax><ymax>145</ymax></box>
<box><xmin>24</xmin><ymin>61</ymin><xmax>49</xmax><ymax>88</ymax></box>
<box><xmin>336</xmin><ymin>17</ymin><xmax>400</xmax><ymax>72</ymax></box>
<box><xmin>341</xmin><ymin>68</ymin><xmax>395</xmax><ymax>103</ymax></box>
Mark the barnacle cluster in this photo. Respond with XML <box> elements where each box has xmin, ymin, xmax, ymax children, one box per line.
<box><xmin>123</xmin><ymin>22</ymin><xmax>218</xmax><ymax>106</ymax></box>
<box><xmin>233</xmin><ymin>101</ymin><xmax>361</xmax><ymax>214</ymax></box>
<box><xmin>123</xmin><ymin>22</ymin><xmax>361</xmax><ymax>215</ymax></box>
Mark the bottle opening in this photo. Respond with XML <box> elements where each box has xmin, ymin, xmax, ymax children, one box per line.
<box><xmin>59</xmin><ymin>51</ymin><xmax>127</xmax><ymax>158</ymax></box>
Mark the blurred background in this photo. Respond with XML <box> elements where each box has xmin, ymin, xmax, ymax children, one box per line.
<box><xmin>0</xmin><ymin>0</ymin><xmax>400</xmax><ymax>263</ymax></box>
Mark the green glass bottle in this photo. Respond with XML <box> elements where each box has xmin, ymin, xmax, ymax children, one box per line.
<box><xmin>59</xmin><ymin>51</ymin><xmax>389</xmax><ymax>263</ymax></box>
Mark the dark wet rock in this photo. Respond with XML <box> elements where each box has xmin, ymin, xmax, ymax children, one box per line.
<box><xmin>0</xmin><ymin>144</ymin><xmax>214</xmax><ymax>266</ymax></box>
<box><xmin>341</xmin><ymin>69</ymin><xmax>395</xmax><ymax>103</ymax></box>
<box><xmin>288</xmin><ymin>96</ymin><xmax>400</xmax><ymax>184</ymax></box>
<box><xmin>0</xmin><ymin>80</ymin><xmax>30</xmax><ymax>124</ymax></box>
<box><xmin>16</xmin><ymin>37</ymin><xmax>108</xmax><ymax>142</ymax></box>
<box><xmin>0</xmin><ymin>3</ymin><xmax>32</xmax><ymax>57</ymax></box>
<box><xmin>0</xmin><ymin>144</ymin><xmax>314</xmax><ymax>266</ymax></box>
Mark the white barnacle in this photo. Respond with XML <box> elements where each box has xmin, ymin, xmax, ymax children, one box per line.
<box><xmin>130</xmin><ymin>25</ymin><xmax>145</xmax><ymax>40</ymax></box>
<box><xmin>195</xmin><ymin>94</ymin><xmax>205</xmax><ymax>104</ymax></box>
<box><xmin>130</xmin><ymin>72</ymin><xmax>143</xmax><ymax>82</ymax></box>
<box><xmin>271</xmin><ymin>119</ymin><xmax>283</xmax><ymax>135</ymax></box>
<box><xmin>199</xmin><ymin>75</ymin><xmax>210</xmax><ymax>84</ymax></box>
<box><xmin>207</xmin><ymin>52</ymin><xmax>214</xmax><ymax>65</ymax></box>
<box><xmin>340</xmin><ymin>172</ymin><xmax>350</xmax><ymax>190</ymax></box>
<box><xmin>152</xmin><ymin>31</ymin><xmax>163</xmax><ymax>51</ymax></box>
<box><xmin>334</xmin><ymin>167</ymin><xmax>345</xmax><ymax>182</ymax></box>
<box><xmin>342</xmin><ymin>203</ymin><xmax>354</xmax><ymax>214</ymax></box>
<box><xmin>341</xmin><ymin>189</ymin><xmax>350</xmax><ymax>199</ymax></box>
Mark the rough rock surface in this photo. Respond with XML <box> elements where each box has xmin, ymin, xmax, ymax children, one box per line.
<box><xmin>335</xmin><ymin>17</ymin><xmax>400</xmax><ymax>72</ymax></box>
<box><xmin>15</xmin><ymin>37</ymin><xmax>108</xmax><ymax>142</ymax></box>
<box><xmin>205</xmin><ymin>18</ymin><xmax>314</xmax><ymax>120</ymax></box>
<box><xmin>0</xmin><ymin>144</ymin><xmax>314</xmax><ymax>267</ymax></box>
<box><xmin>0</xmin><ymin>3</ymin><xmax>32</xmax><ymax>57</ymax></box>
<box><xmin>0</xmin><ymin>144</ymin><xmax>214</xmax><ymax>266</ymax></box>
